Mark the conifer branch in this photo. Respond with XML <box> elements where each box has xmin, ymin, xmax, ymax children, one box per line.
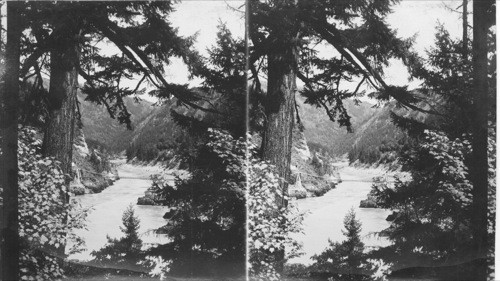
<box><xmin>95</xmin><ymin>18</ymin><xmax>224</xmax><ymax>115</ymax></box>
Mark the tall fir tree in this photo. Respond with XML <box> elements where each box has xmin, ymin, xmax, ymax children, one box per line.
<box><xmin>312</xmin><ymin>209</ymin><xmax>370</xmax><ymax>280</ymax></box>
<box><xmin>146</xmin><ymin>24</ymin><xmax>247</xmax><ymax>278</ymax></box>
<box><xmin>91</xmin><ymin>205</ymin><xmax>143</xmax><ymax>270</ymax></box>
<box><xmin>0</xmin><ymin>2</ymin><xmax>22</xmax><ymax>279</ymax></box>
<box><xmin>370</xmin><ymin>9</ymin><xmax>496</xmax><ymax>277</ymax></box>
<box><xmin>9</xmin><ymin>0</ymin><xmax>203</xmax><ymax>261</ymax></box>
<box><xmin>470</xmin><ymin>1</ymin><xmax>495</xmax><ymax>279</ymax></box>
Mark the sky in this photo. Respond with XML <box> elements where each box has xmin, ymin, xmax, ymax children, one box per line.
<box><xmin>74</xmin><ymin>0</ymin><xmax>245</xmax><ymax>102</ymax></box>
<box><xmin>154</xmin><ymin>0</ymin><xmax>465</xmax><ymax>102</ymax></box>
<box><xmin>0</xmin><ymin>0</ymin><xmax>467</xmax><ymax>98</ymax></box>
<box><xmin>308</xmin><ymin>0</ymin><xmax>466</xmax><ymax>100</ymax></box>
<box><xmin>58</xmin><ymin>0</ymin><xmax>466</xmax><ymax>102</ymax></box>
<box><xmin>384</xmin><ymin>0</ymin><xmax>465</xmax><ymax>88</ymax></box>
<box><xmin>161</xmin><ymin>0</ymin><xmax>245</xmax><ymax>88</ymax></box>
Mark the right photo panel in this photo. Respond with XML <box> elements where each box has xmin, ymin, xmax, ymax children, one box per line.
<box><xmin>246</xmin><ymin>1</ymin><xmax>496</xmax><ymax>280</ymax></box>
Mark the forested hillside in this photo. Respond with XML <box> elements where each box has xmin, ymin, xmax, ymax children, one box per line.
<box><xmin>347</xmin><ymin>102</ymin><xmax>408</xmax><ymax>166</ymax></box>
<box><xmin>79</xmin><ymin>94</ymin><xmax>153</xmax><ymax>153</ymax></box>
<box><xmin>298</xmin><ymin>96</ymin><xmax>376</xmax><ymax>157</ymax></box>
<box><xmin>125</xmin><ymin>100</ymin><xmax>189</xmax><ymax>163</ymax></box>
<box><xmin>80</xmin><ymin>94</ymin><xmax>409</xmax><ymax>166</ymax></box>
<box><xmin>299</xmin><ymin>96</ymin><xmax>407</xmax><ymax>166</ymax></box>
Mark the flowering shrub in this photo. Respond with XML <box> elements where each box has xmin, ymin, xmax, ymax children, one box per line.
<box><xmin>18</xmin><ymin>126</ymin><xmax>88</xmax><ymax>280</ymax></box>
<box><xmin>247</xmin><ymin>136</ymin><xmax>304</xmax><ymax>281</ymax></box>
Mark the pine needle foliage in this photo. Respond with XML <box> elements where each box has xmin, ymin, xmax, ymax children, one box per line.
<box><xmin>370</xmin><ymin>26</ymin><xmax>496</xmax><ymax>277</ymax></box>
<box><xmin>91</xmin><ymin>205</ymin><xmax>144</xmax><ymax>270</ymax></box>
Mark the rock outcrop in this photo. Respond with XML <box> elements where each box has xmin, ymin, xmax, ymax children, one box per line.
<box><xmin>290</xmin><ymin>124</ymin><xmax>339</xmax><ymax>199</ymax></box>
<box><xmin>70</xmin><ymin>126</ymin><xmax>117</xmax><ymax>195</ymax></box>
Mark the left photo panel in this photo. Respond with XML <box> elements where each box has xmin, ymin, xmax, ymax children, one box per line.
<box><xmin>0</xmin><ymin>1</ymin><xmax>247</xmax><ymax>280</ymax></box>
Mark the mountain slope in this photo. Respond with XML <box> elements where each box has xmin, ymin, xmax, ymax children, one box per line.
<box><xmin>298</xmin><ymin>97</ymin><xmax>377</xmax><ymax>157</ymax></box>
<box><xmin>79</xmin><ymin>92</ymin><xmax>409</xmax><ymax>167</ymax></box>
<box><xmin>348</xmin><ymin>102</ymin><xmax>407</xmax><ymax>166</ymax></box>
<box><xmin>125</xmin><ymin>101</ymin><xmax>187</xmax><ymax>163</ymax></box>
<box><xmin>78</xmin><ymin>95</ymin><xmax>153</xmax><ymax>153</ymax></box>
<box><xmin>298</xmin><ymin>96</ymin><xmax>409</xmax><ymax>167</ymax></box>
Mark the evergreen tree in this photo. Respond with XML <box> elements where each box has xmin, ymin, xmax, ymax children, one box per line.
<box><xmin>0</xmin><ymin>2</ymin><xmax>22</xmax><ymax>278</ymax></box>
<box><xmin>341</xmin><ymin>210</ymin><xmax>364</xmax><ymax>270</ymax></box>
<box><xmin>146</xmin><ymin>25</ymin><xmax>246</xmax><ymax>278</ymax></box>
<box><xmin>147</xmin><ymin>130</ymin><xmax>246</xmax><ymax>277</ymax></box>
<box><xmin>311</xmin><ymin>209</ymin><xmax>369</xmax><ymax>280</ymax></box>
<box><xmin>370</xmin><ymin>16</ymin><xmax>496</xmax><ymax>278</ymax></box>
<box><xmin>91</xmin><ymin>205</ymin><xmax>143</xmax><ymax>270</ymax></box>
<box><xmin>470</xmin><ymin>1</ymin><xmax>495</xmax><ymax>279</ymax></box>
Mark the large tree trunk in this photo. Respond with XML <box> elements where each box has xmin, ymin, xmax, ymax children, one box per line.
<box><xmin>260</xmin><ymin>42</ymin><xmax>298</xmax><ymax>273</ymax></box>
<box><xmin>43</xmin><ymin>34</ymin><xmax>80</xmax><ymax>180</ymax></box>
<box><xmin>261</xmin><ymin>49</ymin><xmax>297</xmax><ymax>207</ymax></box>
<box><xmin>42</xmin><ymin>28</ymin><xmax>80</xmax><ymax>256</ymax></box>
<box><xmin>1</xmin><ymin>2</ymin><xmax>21</xmax><ymax>279</ymax></box>
<box><xmin>470</xmin><ymin>0</ymin><xmax>493</xmax><ymax>279</ymax></box>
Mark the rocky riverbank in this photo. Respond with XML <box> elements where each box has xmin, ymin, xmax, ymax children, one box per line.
<box><xmin>70</xmin><ymin>129</ymin><xmax>120</xmax><ymax>195</ymax></box>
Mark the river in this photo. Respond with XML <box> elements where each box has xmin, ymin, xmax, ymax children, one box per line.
<box><xmin>67</xmin><ymin>160</ymin><xmax>173</xmax><ymax>261</ymax></box>
<box><xmin>68</xmin><ymin>161</ymin><xmax>391</xmax><ymax>265</ymax></box>
<box><xmin>288</xmin><ymin>163</ymin><xmax>392</xmax><ymax>265</ymax></box>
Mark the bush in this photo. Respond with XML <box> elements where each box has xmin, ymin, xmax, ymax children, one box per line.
<box><xmin>18</xmin><ymin>126</ymin><xmax>88</xmax><ymax>280</ymax></box>
<box><xmin>248</xmin><ymin>135</ymin><xmax>304</xmax><ymax>281</ymax></box>
<box><xmin>370</xmin><ymin>130</ymin><xmax>476</xmax><ymax>268</ymax></box>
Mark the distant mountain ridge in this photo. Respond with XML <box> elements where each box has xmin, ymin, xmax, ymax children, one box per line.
<box><xmin>78</xmin><ymin>94</ymin><xmax>154</xmax><ymax>153</ymax></box>
<box><xmin>298</xmin><ymin>96</ymin><xmax>407</xmax><ymax>167</ymax></box>
<box><xmin>298</xmin><ymin>96</ymin><xmax>377</xmax><ymax>157</ymax></box>
<box><xmin>81</xmin><ymin>93</ymin><xmax>408</xmax><ymax>167</ymax></box>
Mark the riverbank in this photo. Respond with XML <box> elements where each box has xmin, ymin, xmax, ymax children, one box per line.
<box><xmin>67</xmin><ymin>161</ymin><xmax>175</xmax><ymax>261</ymax></box>
<box><xmin>287</xmin><ymin>163</ymin><xmax>392</xmax><ymax>265</ymax></box>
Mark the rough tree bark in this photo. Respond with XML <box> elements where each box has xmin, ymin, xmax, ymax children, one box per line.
<box><xmin>261</xmin><ymin>47</ymin><xmax>298</xmax><ymax>207</ymax></box>
<box><xmin>42</xmin><ymin>26</ymin><xmax>81</xmax><ymax>256</ymax></box>
<box><xmin>42</xmin><ymin>32</ymin><xmax>80</xmax><ymax>183</ymax></box>
<box><xmin>470</xmin><ymin>0</ymin><xmax>493</xmax><ymax>279</ymax></box>
<box><xmin>260</xmin><ymin>37</ymin><xmax>298</xmax><ymax>273</ymax></box>
<box><xmin>1</xmin><ymin>2</ymin><xmax>21</xmax><ymax>279</ymax></box>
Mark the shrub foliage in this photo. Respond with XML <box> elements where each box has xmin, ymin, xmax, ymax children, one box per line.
<box><xmin>18</xmin><ymin>126</ymin><xmax>88</xmax><ymax>280</ymax></box>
